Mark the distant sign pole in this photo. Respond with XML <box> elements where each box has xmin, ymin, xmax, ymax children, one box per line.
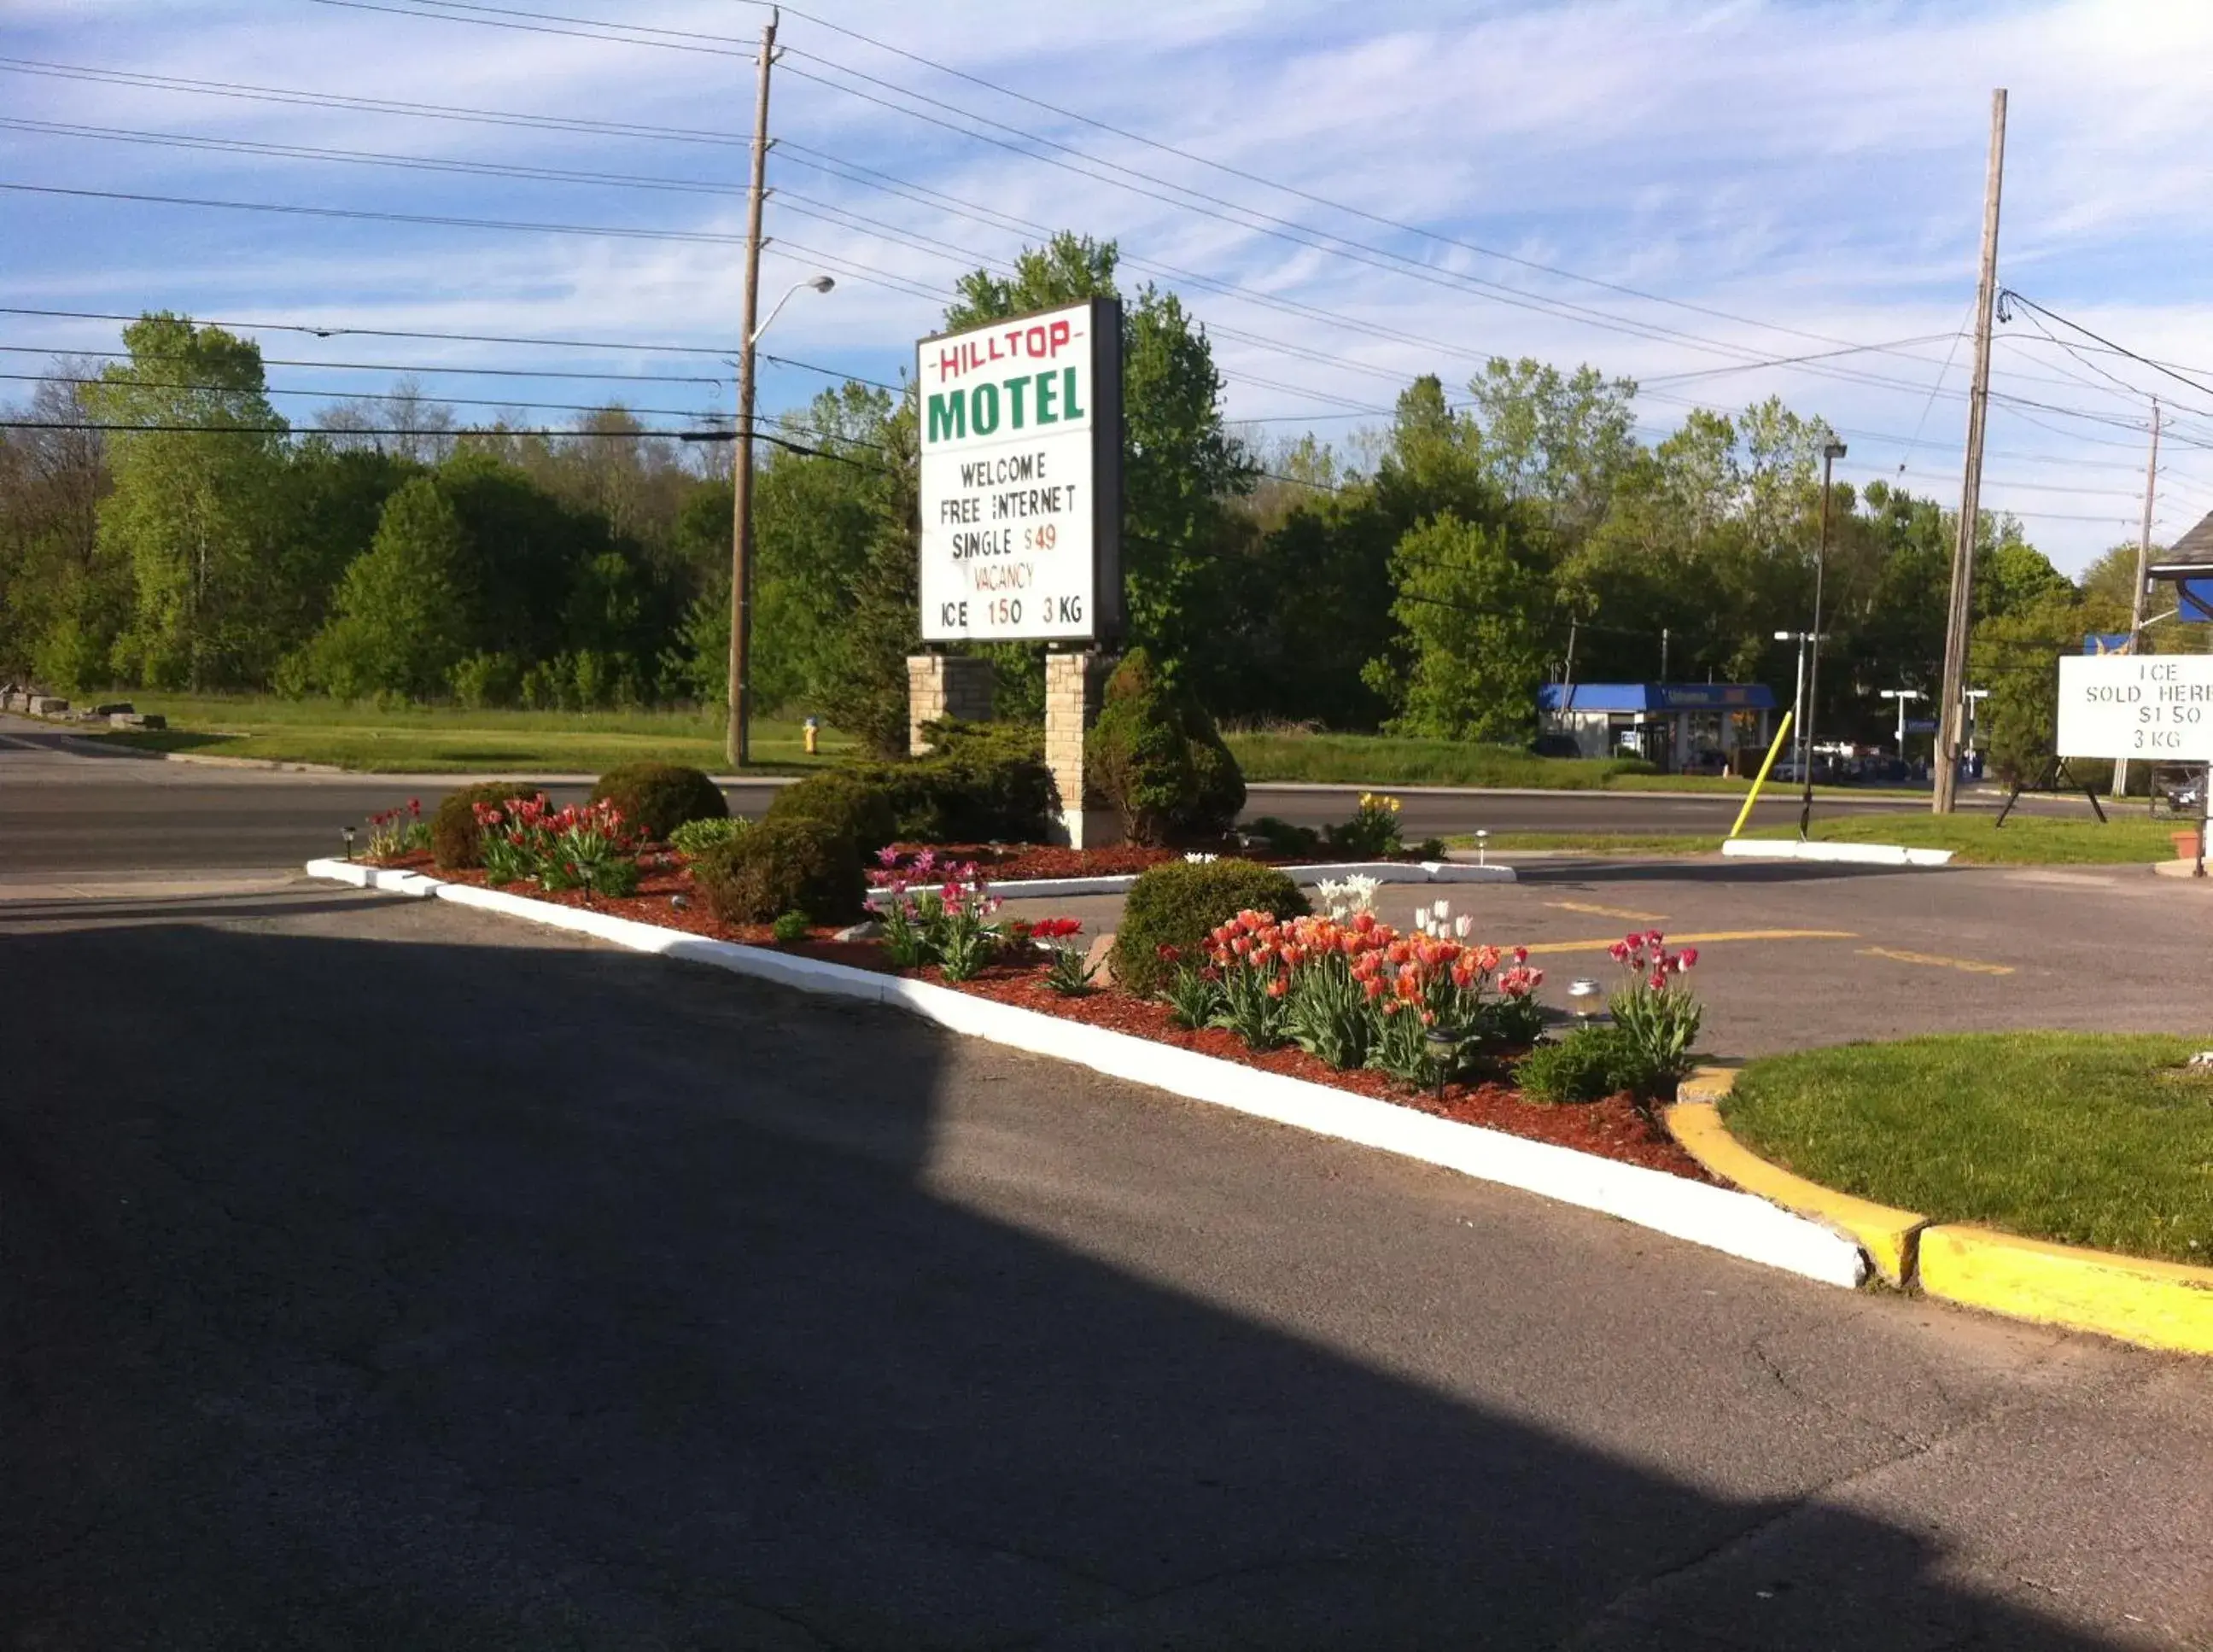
<box><xmin>2112</xmin><ymin>400</ymin><xmax>2162</xmax><ymax>797</ymax></box>
<box><xmin>916</xmin><ymin>297</ymin><xmax>1123</xmax><ymax>645</ymax></box>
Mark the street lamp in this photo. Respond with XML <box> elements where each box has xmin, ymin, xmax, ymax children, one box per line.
<box><xmin>727</xmin><ymin>273</ymin><xmax>837</xmax><ymax>769</ymax></box>
<box><xmin>1798</xmin><ymin>441</ymin><xmax>1847</xmax><ymax>838</ymax></box>
<box><xmin>1878</xmin><ymin>688</ymin><xmax>1924</xmax><ymax>771</ymax></box>
<box><xmin>1775</xmin><ymin>629</ymin><xmax>1813</xmax><ymax>779</ymax></box>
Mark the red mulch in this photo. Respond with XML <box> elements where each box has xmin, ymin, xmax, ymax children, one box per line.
<box><xmin>359</xmin><ymin>850</ymin><xmax>1708</xmax><ymax>1181</ymax></box>
<box><xmin>939</xmin><ymin>964</ymin><xmax>1708</xmax><ymax>1180</ymax></box>
<box><xmin>886</xmin><ymin>842</ymin><xmax>1188</xmax><ymax>880</ymax></box>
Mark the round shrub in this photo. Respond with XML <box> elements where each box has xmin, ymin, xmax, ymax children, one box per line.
<box><xmin>1516</xmin><ymin>1025</ymin><xmax>1665</xmax><ymax>1105</ymax></box>
<box><xmin>690</xmin><ymin>818</ymin><xmax>864</xmax><ymax>926</ymax></box>
<box><xmin>1110</xmin><ymin>858</ymin><xmax>1309</xmax><ymax>998</ymax></box>
<box><xmin>587</xmin><ymin>762</ymin><xmax>727</xmax><ymax>843</ymax></box>
<box><xmin>765</xmin><ymin>770</ymin><xmax>902</xmax><ymax>857</ymax></box>
<box><xmin>430</xmin><ymin>779</ymin><xmax>534</xmax><ymax>870</ymax></box>
<box><xmin>1087</xmin><ymin>649</ymin><xmax>1246</xmax><ymax>845</ymax></box>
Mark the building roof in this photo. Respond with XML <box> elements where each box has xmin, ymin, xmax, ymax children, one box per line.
<box><xmin>2151</xmin><ymin>509</ymin><xmax>2213</xmax><ymax>575</ymax></box>
<box><xmin>1539</xmin><ymin>682</ymin><xmax>1777</xmax><ymax>714</ymax></box>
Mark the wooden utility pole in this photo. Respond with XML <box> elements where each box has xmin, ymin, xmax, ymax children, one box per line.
<box><xmin>726</xmin><ymin>9</ymin><xmax>777</xmax><ymax>770</ymax></box>
<box><xmin>2112</xmin><ymin>398</ymin><xmax>2162</xmax><ymax>797</ymax></box>
<box><xmin>1933</xmin><ymin>87</ymin><xmax>2007</xmax><ymax>814</ymax></box>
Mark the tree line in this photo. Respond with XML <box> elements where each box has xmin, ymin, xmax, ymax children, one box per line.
<box><xmin>2</xmin><ymin>231</ymin><xmax>2146</xmax><ymax>768</ymax></box>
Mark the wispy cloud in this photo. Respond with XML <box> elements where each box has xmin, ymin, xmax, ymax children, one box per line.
<box><xmin>3</xmin><ymin>0</ymin><xmax>2210</xmax><ymax>563</ymax></box>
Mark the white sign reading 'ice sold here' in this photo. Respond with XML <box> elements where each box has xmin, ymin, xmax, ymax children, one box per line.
<box><xmin>917</xmin><ymin>297</ymin><xmax>1121</xmax><ymax>644</ymax></box>
<box><xmin>2058</xmin><ymin>654</ymin><xmax>2213</xmax><ymax>762</ymax></box>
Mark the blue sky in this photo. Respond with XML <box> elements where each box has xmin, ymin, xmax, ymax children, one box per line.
<box><xmin>5</xmin><ymin>0</ymin><xmax>2211</xmax><ymax>571</ymax></box>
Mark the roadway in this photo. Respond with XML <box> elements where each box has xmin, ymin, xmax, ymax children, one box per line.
<box><xmin>3</xmin><ymin>878</ymin><xmax>2208</xmax><ymax>1646</ymax></box>
<box><xmin>0</xmin><ymin>715</ymin><xmax>2068</xmax><ymax>875</ymax></box>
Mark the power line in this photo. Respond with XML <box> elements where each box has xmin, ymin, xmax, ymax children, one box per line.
<box><xmin>0</xmin><ymin>55</ymin><xmax>2101</xmax><ymax>409</ymax></box>
<box><xmin>2000</xmin><ymin>289</ymin><xmax>2213</xmax><ymax>405</ymax></box>
<box><xmin>0</xmin><ymin>305</ymin><xmax>902</xmax><ymax>392</ymax></box>
<box><xmin>0</xmin><ymin>341</ymin><xmax>726</xmax><ymax>387</ymax></box>
<box><xmin>301</xmin><ymin>0</ymin><xmax>1995</xmax><ymax>388</ymax></box>
<box><xmin>0</xmin><ymin>369</ymin><xmax>730</xmax><ymax>423</ymax></box>
<box><xmin>0</xmin><ymin>417</ymin><xmax>877</xmax><ymax>464</ymax></box>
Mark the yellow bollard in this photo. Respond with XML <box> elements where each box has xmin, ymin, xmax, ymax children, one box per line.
<box><xmin>1728</xmin><ymin>710</ymin><xmax>1795</xmax><ymax>840</ymax></box>
<box><xmin>803</xmin><ymin>716</ymin><xmax>820</xmax><ymax>756</ymax></box>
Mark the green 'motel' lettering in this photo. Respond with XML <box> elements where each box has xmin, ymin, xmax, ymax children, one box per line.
<box><xmin>1063</xmin><ymin>365</ymin><xmax>1084</xmax><ymax>420</ymax></box>
<box><xmin>1036</xmin><ymin>371</ymin><xmax>1058</xmax><ymax>423</ymax></box>
<box><xmin>972</xmin><ymin>382</ymin><xmax>1000</xmax><ymax>436</ymax></box>
<box><xmin>1007</xmin><ymin>374</ymin><xmax>1030</xmax><ymax>429</ymax></box>
<box><xmin>926</xmin><ymin>390</ymin><xmax>964</xmax><ymax>444</ymax></box>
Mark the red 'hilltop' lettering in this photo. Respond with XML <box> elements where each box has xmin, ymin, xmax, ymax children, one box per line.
<box><xmin>937</xmin><ymin>318</ymin><xmax>1076</xmax><ymax>383</ymax></box>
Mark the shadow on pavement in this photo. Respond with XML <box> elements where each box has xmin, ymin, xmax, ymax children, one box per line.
<box><xmin>0</xmin><ymin>917</ymin><xmax>2116</xmax><ymax>1649</ymax></box>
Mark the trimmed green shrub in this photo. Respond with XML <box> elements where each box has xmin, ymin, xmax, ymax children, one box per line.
<box><xmin>769</xmin><ymin>726</ymin><xmax>1053</xmax><ymax>851</ymax></box>
<box><xmin>690</xmin><ymin>818</ymin><xmax>864</xmax><ymax>925</ymax></box>
<box><xmin>1243</xmin><ymin>814</ymin><xmax>1322</xmax><ymax>855</ymax></box>
<box><xmin>1515</xmin><ymin>1025</ymin><xmax>1666</xmax><ymax>1105</ymax></box>
<box><xmin>588</xmin><ymin>762</ymin><xmax>727</xmax><ymax>843</ymax></box>
<box><xmin>1088</xmin><ymin>649</ymin><xmax>1246</xmax><ymax>845</ymax></box>
<box><xmin>430</xmin><ymin>779</ymin><xmax>533</xmax><ymax>870</ymax></box>
<box><xmin>1111</xmin><ymin>858</ymin><xmax>1309</xmax><ymax>998</ymax></box>
<box><xmin>669</xmin><ymin>816</ymin><xmax>744</xmax><ymax>856</ymax></box>
<box><xmin>766</xmin><ymin>770</ymin><xmax>903</xmax><ymax>856</ymax></box>
<box><xmin>917</xmin><ymin>719</ymin><xmax>1054</xmax><ymax>841</ymax></box>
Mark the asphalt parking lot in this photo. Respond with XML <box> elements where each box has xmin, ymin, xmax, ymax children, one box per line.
<box><xmin>1002</xmin><ymin>856</ymin><xmax>2213</xmax><ymax>1057</ymax></box>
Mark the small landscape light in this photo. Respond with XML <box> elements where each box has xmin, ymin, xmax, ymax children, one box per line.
<box><xmin>1569</xmin><ymin>978</ymin><xmax>1603</xmax><ymax>1022</ymax></box>
<box><xmin>671</xmin><ymin>892</ymin><xmax>691</xmax><ymax>912</ymax></box>
<box><xmin>1424</xmin><ymin>1025</ymin><xmax>1463</xmax><ymax>1101</ymax></box>
<box><xmin>1475</xmin><ymin>828</ymin><xmax>1490</xmax><ymax>867</ymax></box>
<box><xmin>342</xmin><ymin>824</ymin><xmax>355</xmax><ymax>861</ymax></box>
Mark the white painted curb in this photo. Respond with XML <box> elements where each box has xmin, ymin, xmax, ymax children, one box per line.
<box><xmin>868</xmin><ymin>857</ymin><xmax>1516</xmax><ymax>904</ymax></box>
<box><xmin>307</xmin><ymin>860</ymin><xmax>1865</xmax><ymax>1288</ymax></box>
<box><xmin>1721</xmin><ymin>839</ymin><xmax>1953</xmax><ymax>867</ymax></box>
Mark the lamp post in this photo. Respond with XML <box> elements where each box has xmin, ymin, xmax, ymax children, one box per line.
<box><xmin>1775</xmin><ymin>629</ymin><xmax>1811</xmax><ymax>778</ymax></box>
<box><xmin>727</xmin><ymin>273</ymin><xmax>835</xmax><ymax>768</ymax></box>
<box><xmin>1878</xmin><ymin>688</ymin><xmax>1924</xmax><ymax>770</ymax></box>
<box><xmin>1798</xmin><ymin>441</ymin><xmax>1848</xmax><ymax>838</ymax></box>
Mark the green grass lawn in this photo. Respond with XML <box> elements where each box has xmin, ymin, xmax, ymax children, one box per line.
<box><xmin>1223</xmin><ymin>731</ymin><xmax>1650</xmax><ymax>789</ymax></box>
<box><xmin>82</xmin><ymin>694</ymin><xmax>852</xmax><ymax>774</ymax></box>
<box><xmin>1454</xmin><ymin>810</ymin><xmax>2177</xmax><ymax>865</ymax></box>
<box><xmin>1762</xmin><ymin>809</ymin><xmax>2176</xmax><ymax>866</ymax></box>
<box><xmin>1725</xmin><ymin>1033</ymin><xmax>2213</xmax><ymax>1264</ymax></box>
<box><xmin>1222</xmin><ymin>729</ymin><xmax>1926</xmax><ymax>796</ymax></box>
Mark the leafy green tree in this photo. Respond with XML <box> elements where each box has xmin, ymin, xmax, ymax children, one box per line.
<box><xmin>1970</xmin><ymin>588</ymin><xmax>2131</xmax><ymax>785</ymax></box>
<box><xmin>814</xmin><ymin>397</ymin><xmax>923</xmax><ymax>757</ymax></box>
<box><xmin>291</xmin><ymin>477</ymin><xmax>471</xmax><ymax>699</ymax></box>
<box><xmin>1464</xmin><ymin>357</ymin><xmax>1638</xmax><ymax>550</ymax></box>
<box><xmin>1363</xmin><ymin>511</ymin><xmax>1550</xmax><ymax>740</ymax></box>
<box><xmin>0</xmin><ymin>371</ymin><xmax>123</xmax><ymax>688</ymax></box>
<box><xmin>84</xmin><ymin>315</ymin><xmax>289</xmax><ymax>686</ymax></box>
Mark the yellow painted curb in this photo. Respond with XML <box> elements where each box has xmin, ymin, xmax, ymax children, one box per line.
<box><xmin>1665</xmin><ymin>1068</ymin><xmax>1927</xmax><ymax>1286</ymax></box>
<box><xmin>1918</xmin><ymin>1225</ymin><xmax>2213</xmax><ymax>1357</ymax></box>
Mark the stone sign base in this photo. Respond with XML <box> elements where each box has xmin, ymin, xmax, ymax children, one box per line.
<box><xmin>1045</xmin><ymin>650</ymin><xmax>1119</xmax><ymax>849</ymax></box>
<box><xmin>906</xmin><ymin>650</ymin><xmax>1120</xmax><ymax>849</ymax></box>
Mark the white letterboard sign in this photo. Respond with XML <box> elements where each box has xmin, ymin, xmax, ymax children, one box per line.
<box><xmin>2057</xmin><ymin>654</ymin><xmax>2213</xmax><ymax>762</ymax></box>
<box><xmin>917</xmin><ymin>296</ymin><xmax>1122</xmax><ymax>643</ymax></box>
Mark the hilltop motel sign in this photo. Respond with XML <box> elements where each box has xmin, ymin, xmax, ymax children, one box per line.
<box><xmin>917</xmin><ymin>297</ymin><xmax>1123</xmax><ymax>644</ymax></box>
<box><xmin>2057</xmin><ymin>654</ymin><xmax>2213</xmax><ymax>764</ymax></box>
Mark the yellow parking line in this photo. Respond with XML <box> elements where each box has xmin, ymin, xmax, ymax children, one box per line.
<box><xmin>1524</xmin><ymin>929</ymin><xmax>1859</xmax><ymax>955</ymax></box>
<box><xmin>1858</xmin><ymin>946</ymin><xmax>2015</xmax><ymax>976</ymax></box>
<box><xmin>1544</xmin><ymin>900</ymin><xmax>1669</xmax><ymax>922</ymax></box>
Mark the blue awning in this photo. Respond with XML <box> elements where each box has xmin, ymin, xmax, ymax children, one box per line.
<box><xmin>1539</xmin><ymin>682</ymin><xmax>1777</xmax><ymax>713</ymax></box>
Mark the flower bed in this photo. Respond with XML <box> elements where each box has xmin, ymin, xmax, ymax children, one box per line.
<box><xmin>355</xmin><ymin>788</ymin><xmax>1702</xmax><ymax>1181</ymax></box>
